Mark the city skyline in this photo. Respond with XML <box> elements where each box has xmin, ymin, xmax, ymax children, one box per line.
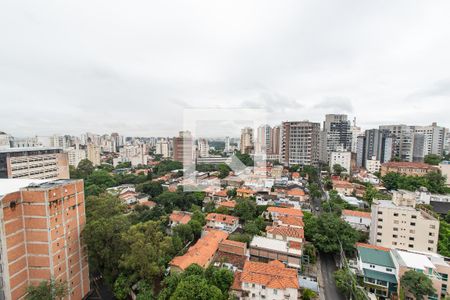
<box><xmin>1</xmin><ymin>1</ymin><xmax>450</xmax><ymax>136</ymax></box>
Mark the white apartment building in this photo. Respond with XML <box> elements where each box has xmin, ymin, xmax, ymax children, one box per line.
<box><xmin>439</xmin><ymin>161</ymin><xmax>450</xmax><ymax>186</ymax></box>
<box><xmin>366</xmin><ymin>156</ymin><xmax>381</xmax><ymax>173</ymax></box>
<box><xmin>66</xmin><ymin>146</ymin><xmax>87</xmax><ymax>167</ymax></box>
<box><xmin>330</xmin><ymin>150</ymin><xmax>352</xmax><ymax>174</ymax></box>
<box><xmin>370</xmin><ymin>191</ymin><xmax>440</xmax><ymax>253</ymax></box>
<box><xmin>0</xmin><ymin>131</ymin><xmax>10</xmax><ymax>149</ymax></box>
<box><xmin>414</xmin><ymin>123</ymin><xmax>446</xmax><ymax>156</ymax></box>
<box><xmin>156</xmin><ymin>139</ymin><xmax>171</xmax><ymax>158</ymax></box>
<box><xmin>240</xmin><ymin>127</ymin><xmax>254</xmax><ymax>154</ymax></box>
<box><xmin>281</xmin><ymin>121</ymin><xmax>320</xmax><ymax>167</ymax></box>
<box><xmin>197</xmin><ymin>138</ymin><xmax>210</xmax><ymax>157</ymax></box>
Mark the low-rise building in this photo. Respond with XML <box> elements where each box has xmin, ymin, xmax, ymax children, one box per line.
<box><xmin>265</xmin><ymin>207</ymin><xmax>303</xmax><ymax>221</ymax></box>
<box><xmin>206</xmin><ymin>213</ymin><xmax>239</xmax><ymax>233</ymax></box>
<box><xmin>380</xmin><ymin>162</ymin><xmax>439</xmax><ymax>177</ymax></box>
<box><xmin>366</xmin><ymin>157</ymin><xmax>381</xmax><ymax>174</ymax></box>
<box><xmin>266</xmin><ymin>226</ymin><xmax>304</xmax><ymax>243</ymax></box>
<box><xmin>217</xmin><ymin>200</ymin><xmax>236</xmax><ymax>210</ymax></box>
<box><xmin>342</xmin><ymin>209</ymin><xmax>371</xmax><ymax>231</ymax></box>
<box><xmin>332</xmin><ymin>180</ymin><xmax>354</xmax><ymax>196</ymax></box>
<box><xmin>249</xmin><ymin>236</ymin><xmax>302</xmax><ymax>269</ymax></box>
<box><xmin>355</xmin><ymin>243</ymin><xmax>398</xmax><ymax>299</ymax></box>
<box><xmin>330</xmin><ymin>151</ymin><xmax>353</xmax><ymax>174</ymax></box>
<box><xmin>168</xmin><ymin>211</ymin><xmax>192</xmax><ymax>228</ymax></box>
<box><xmin>169</xmin><ymin>229</ymin><xmax>228</xmax><ymax>272</ymax></box>
<box><xmin>236</xmin><ymin>188</ymin><xmax>256</xmax><ymax>198</ymax></box>
<box><xmin>392</xmin><ymin>249</ymin><xmax>450</xmax><ymax>300</ymax></box>
<box><xmin>231</xmin><ymin>260</ymin><xmax>299</xmax><ymax>300</ymax></box>
<box><xmin>274</xmin><ymin>216</ymin><xmax>304</xmax><ymax>228</ymax></box>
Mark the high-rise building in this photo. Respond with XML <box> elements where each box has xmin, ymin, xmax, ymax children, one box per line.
<box><xmin>197</xmin><ymin>138</ymin><xmax>209</xmax><ymax>158</ymax></box>
<box><xmin>360</xmin><ymin>129</ymin><xmax>393</xmax><ymax>167</ymax></box>
<box><xmin>281</xmin><ymin>121</ymin><xmax>320</xmax><ymax>167</ymax></box>
<box><xmin>0</xmin><ymin>148</ymin><xmax>69</xmax><ymax>179</ymax></box>
<box><xmin>256</xmin><ymin>125</ymin><xmax>271</xmax><ymax>154</ymax></box>
<box><xmin>173</xmin><ymin>131</ymin><xmax>193</xmax><ymax>164</ymax></box>
<box><xmin>350</xmin><ymin>118</ymin><xmax>363</xmax><ymax>153</ymax></box>
<box><xmin>270</xmin><ymin>126</ymin><xmax>281</xmax><ymax>155</ymax></box>
<box><xmin>0</xmin><ymin>179</ymin><xmax>90</xmax><ymax>300</ymax></box>
<box><xmin>224</xmin><ymin>136</ymin><xmax>231</xmax><ymax>153</ymax></box>
<box><xmin>155</xmin><ymin>139</ymin><xmax>171</xmax><ymax>158</ymax></box>
<box><xmin>240</xmin><ymin>127</ymin><xmax>254</xmax><ymax>155</ymax></box>
<box><xmin>414</xmin><ymin>123</ymin><xmax>446</xmax><ymax>157</ymax></box>
<box><xmin>322</xmin><ymin>114</ymin><xmax>352</xmax><ymax>162</ymax></box>
<box><xmin>86</xmin><ymin>143</ymin><xmax>101</xmax><ymax>166</ymax></box>
<box><xmin>66</xmin><ymin>145</ymin><xmax>87</xmax><ymax>167</ymax></box>
<box><xmin>369</xmin><ymin>190</ymin><xmax>439</xmax><ymax>253</ymax></box>
<box><xmin>379</xmin><ymin>125</ymin><xmax>414</xmax><ymax>162</ymax></box>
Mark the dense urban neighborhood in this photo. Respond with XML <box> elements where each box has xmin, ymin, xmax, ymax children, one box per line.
<box><xmin>0</xmin><ymin>115</ymin><xmax>450</xmax><ymax>300</ymax></box>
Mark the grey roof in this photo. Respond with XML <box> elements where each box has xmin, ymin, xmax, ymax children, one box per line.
<box><xmin>0</xmin><ymin>147</ymin><xmax>63</xmax><ymax>153</ymax></box>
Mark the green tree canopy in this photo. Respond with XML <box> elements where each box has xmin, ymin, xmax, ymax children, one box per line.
<box><xmin>400</xmin><ymin>270</ymin><xmax>436</xmax><ymax>300</ymax></box>
<box><xmin>424</xmin><ymin>154</ymin><xmax>443</xmax><ymax>165</ymax></box>
<box><xmin>26</xmin><ymin>280</ymin><xmax>68</xmax><ymax>300</ymax></box>
<box><xmin>76</xmin><ymin>159</ymin><xmax>94</xmax><ymax>179</ymax></box>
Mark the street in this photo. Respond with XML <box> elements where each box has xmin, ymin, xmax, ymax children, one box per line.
<box><xmin>319</xmin><ymin>252</ymin><xmax>346</xmax><ymax>300</ymax></box>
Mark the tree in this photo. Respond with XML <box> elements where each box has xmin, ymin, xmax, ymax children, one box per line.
<box><xmin>308</xmin><ymin>183</ymin><xmax>322</xmax><ymax>200</ymax></box>
<box><xmin>205</xmin><ymin>267</ymin><xmax>234</xmax><ymax>294</ymax></box>
<box><xmin>173</xmin><ymin>224</ymin><xmax>194</xmax><ymax>244</ymax></box>
<box><xmin>76</xmin><ymin>159</ymin><xmax>94</xmax><ymax>179</ymax></box>
<box><xmin>119</xmin><ymin>221</ymin><xmax>175</xmax><ymax>284</ymax></box>
<box><xmin>234</xmin><ymin>151</ymin><xmax>254</xmax><ymax>166</ymax></box>
<box><xmin>113</xmin><ymin>274</ymin><xmax>131</xmax><ymax>300</ymax></box>
<box><xmin>424</xmin><ymin>154</ymin><xmax>442</xmax><ymax>165</ymax></box>
<box><xmin>304</xmin><ymin>213</ymin><xmax>360</xmax><ymax>254</ymax></box>
<box><xmin>234</xmin><ymin>198</ymin><xmax>257</xmax><ymax>222</ymax></box>
<box><xmin>86</xmin><ymin>170</ymin><xmax>117</xmax><ymax>189</ymax></box>
<box><xmin>170</xmin><ymin>275</ymin><xmax>223</xmax><ymax>300</ymax></box>
<box><xmin>301</xmin><ymin>288</ymin><xmax>317</xmax><ymax>300</ymax></box>
<box><xmin>363</xmin><ymin>184</ymin><xmax>377</xmax><ymax>205</ymax></box>
<box><xmin>334</xmin><ymin>268</ymin><xmax>367</xmax><ymax>300</ymax></box>
<box><xmin>217</xmin><ymin>164</ymin><xmax>231</xmax><ymax>179</ymax></box>
<box><xmin>26</xmin><ymin>279</ymin><xmax>68</xmax><ymax>300</ymax></box>
<box><xmin>400</xmin><ymin>270</ymin><xmax>436</xmax><ymax>300</ymax></box>
<box><xmin>227</xmin><ymin>188</ymin><xmax>237</xmax><ymax>198</ymax></box>
<box><xmin>333</xmin><ymin>164</ymin><xmax>346</xmax><ymax>176</ymax></box>
<box><xmin>140</xmin><ymin>181</ymin><xmax>164</xmax><ymax>197</ymax></box>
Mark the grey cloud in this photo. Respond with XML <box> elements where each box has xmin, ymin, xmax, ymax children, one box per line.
<box><xmin>313</xmin><ymin>97</ymin><xmax>354</xmax><ymax>113</ymax></box>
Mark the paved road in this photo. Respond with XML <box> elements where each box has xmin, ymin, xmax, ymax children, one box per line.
<box><xmin>319</xmin><ymin>252</ymin><xmax>346</xmax><ymax>300</ymax></box>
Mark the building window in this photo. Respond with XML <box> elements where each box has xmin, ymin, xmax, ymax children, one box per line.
<box><xmin>411</xmin><ymin>215</ymin><xmax>417</xmax><ymax>219</ymax></box>
<box><xmin>386</xmin><ymin>268</ymin><xmax>392</xmax><ymax>272</ymax></box>
<box><xmin>377</xmin><ymin>225</ymin><xmax>382</xmax><ymax>229</ymax></box>
<box><xmin>408</xmin><ymin>244</ymin><xmax>414</xmax><ymax>248</ymax></box>
<box><xmin>409</xmin><ymin>237</ymin><xmax>414</xmax><ymax>241</ymax></box>
<box><xmin>273</xmin><ymin>289</ymin><xmax>278</xmax><ymax>295</ymax></box>
<box><xmin>428</xmin><ymin>240</ymin><xmax>434</xmax><ymax>244</ymax></box>
<box><xmin>378</xmin><ymin>218</ymin><xmax>383</xmax><ymax>222</ymax></box>
<box><xmin>393</xmin><ymin>235</ymin><xmax>398</xmax><ymax>238</ymax></box>
<box><xmin>410</xmin><ymin>222</ymin><xmax>416</xmax><ymax>226</ymax></box>
<box><xmin>394</xmin><ymin>213</ymin><xmax>398</xmax><ymax>217</ymax></box>
<box><xmin>370</xmin><ymin>264</ymin><xmax>375</xmax><ymax>268</ymax></box>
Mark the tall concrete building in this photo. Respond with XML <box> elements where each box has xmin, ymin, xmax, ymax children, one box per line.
<box><xmin>379</xmin><ymin>125</ymin><xmax>415</xmax><ymax>162</ymax></box>
<box><xmin>270</xmin><ymin>126</ymin><xmax>281</xmax><ymax>155</ymax></box>
<box><xmin>66</xmin><ymin>146</ymin><xmax>87</xmax><ymax>167</ymax></box>
<box><xmin>350</xmin><ymin>118</ymin><xmax>363</xmax><ymax>153</ymax></box>
<box><xmin>322</xmin><ymin>114</ymin><xmax>352</xmax><ymax>162</ymax></box>
<box><xmin>281</xmin><ymin>121</ymin><xmax>320</xmax><ymax>167</ymax></box>
<box><xmin>0</xmin><ymin>179</ymin><xmax>89</xmax><ymax>300</ymax></box>
<box><xmin>370</xmin><ymin>191</ymin><xmax>439</xmax><ymax>253</ymax></box>
<box><xmin>358</xmin><ymin>129</ymin><xmax>393</xmax><ymax>167</ymax></box>
<box><xmin>240</xmin><ymin>127</ymin><xmax>254</xmax><ymax>155</ymax></box>
<box><xmin>173</xmin><ymin>131</ymin><xmax>193</xmax><ymax>164</ymax></box>
<box><xmin>155</xmin><ymin>139</ymin><xmax>171</xmax><ymax>158</ymax></box>
<box><xmin>86</xmin><ymin>143</ymin><xmax>101</xmax><ymax>166</ymax></box>
<box><xmin>0</xmin><ymin>148</ymin><xmax>69</xmax><ymax>180</ymax></box>
<box><xmin>256</xmin><ymin>125</ymin><xmax>272</xmax><ymax>154</ymax></box>
<box><xmin>197</xmin><ymin>138</ymin><xmax>209</xmax><ymax>158</ymax></box>
<box><xmin>414</xmin><ymin>123</ymin><xmax>446</xmax><ymax>157</ymax></box>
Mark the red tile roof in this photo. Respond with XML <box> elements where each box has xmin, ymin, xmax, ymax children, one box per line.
<box><xmin>206</xmin><ymin>213</ymin><xmax>239</xmax><ymax>225</ymax></box>
<box><xmin>169</xmin><ymin>211</ymin><xmax>192</xmax><ymax>225</ymax></box>
<box><xmin>237</xmin><ymin>188</ymin><xmax>256</xmax><ymax>195</ymax></box>
<box><xmin>332</xmin><ymin>180</ymin><xmax>353</xmax><ymax>189</ymax></box>
<box><xmin>287</xmin><ymin>188</ymin><xmax>306</xmax><ymax>197</ymax></box>
<box><xmin>382</xmin><ymin>162</ymin><xmax>435</xmax><ymax>169</ymax></box>
<box><xmin>356</xmin><ymin>242</ymin><xmax>390</xmax><ymax>252</ymax></box>
<box><xmin>240</xmin><ymin>260</ymin><xmax>299</xmax><ymax>289</ymax></box>
<box><xmin>276</xmin><ymin>216</ymin><xmax>304</xmax><ymax>228</ymax></box>
<box><xmin>342</xmin><ymin>209</ymin><xmax>371</xmax><ymax>219</ymax></box>
<box><xmin>266</xmin><ymin>226</ymin><xmax>304</xmax><ymax>239</ymax></box>
<box><xmin>170</xmin><ymin>229</ymin><xmax>228</xmax><ymax>270</ymax></box>
<box><xmin>267</xmin><ymin>206</ymin><xmax>304</xmax><ymax>218</ymax></box>
<box><xmin>214</xmin><ymin>190</ymin><xmax>228</xmax><ymax>197</ymax></box>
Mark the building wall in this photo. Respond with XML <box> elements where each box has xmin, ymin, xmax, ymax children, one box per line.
<box><xmin>0</xmin><ymin>180</ymin><xmax>89</xmax><ymax>300</ymax></box>
<box><xmin>370</xmin><ymin>203</ymin><xmax>439</xmax><ymax>253</ymax></box>
<box><xmin>240</xmin><ymin>283</ymin><xmax>298</xmax><ymax>300</ymax></box>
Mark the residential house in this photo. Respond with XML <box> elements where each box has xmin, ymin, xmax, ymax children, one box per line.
<box><xmin>206</xmin><ymin>213</ymin><xmax>239</xmax><ymax>233</ymax></box>
<box><xmin>380</xmin><ymin>162</ymin><xmax>439</xmax><ymax>177</ymax></box>
<box><xmin>342</xmin><ymin>209</ymin><xmax>371</xmax><ymax>231</ymax></box>
<box><xmin>332</xmin><ymin>180</ymin><xmax>354</xmax><ymax>196</ymax></box>
<box><xmin>265</xmin><ymin>207</ymin><xmax>303</xmax><ymax>221</ymax></box>
<box><xmin>237</xmin><ymin>188</ymin><xmax>256</xmax><ymax>198</ymax></box>
<box><xmin>249</xmin><ymin>236</ymin><xmax>302</xmax><ymax>269</ymax></box>
<box><xmin>231</xmin><ymin>260</ymin><xmax>299</xmax><ymax>300</ymax></box>
<box><xmin>168</xmin><ymin>211</ymin><xmax>192</xmax><ymax>228</ymax></box>
<box><xmin>169</xmin><ymin>229</ymin><xmax>228</xmax><ymax>272</ymax></box>
<box><xmin>266</xmin><ymin>226</ymin><xmax>304</xmax><ymax>243</ymax></box>
<box><xmin>355</xmin><ymin>243</ymin><xmax>398</xmax><ymax>299</ymax></box>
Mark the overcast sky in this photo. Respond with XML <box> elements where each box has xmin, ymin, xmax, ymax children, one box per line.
<box><xmin>1</xmin><ymin>0</ymin><xmax>450</xmax><ymax>137</ymax></box>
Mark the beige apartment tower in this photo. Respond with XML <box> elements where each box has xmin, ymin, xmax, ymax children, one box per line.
<box><xmin>369</xmin><ymin>190</ymin><xmax>440</xmax><ymax>253</ymax></box>
<box><xmin>0</xmin><ymin>179</ymin><xmax>89</xmax><ymax>300</ymax></box>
